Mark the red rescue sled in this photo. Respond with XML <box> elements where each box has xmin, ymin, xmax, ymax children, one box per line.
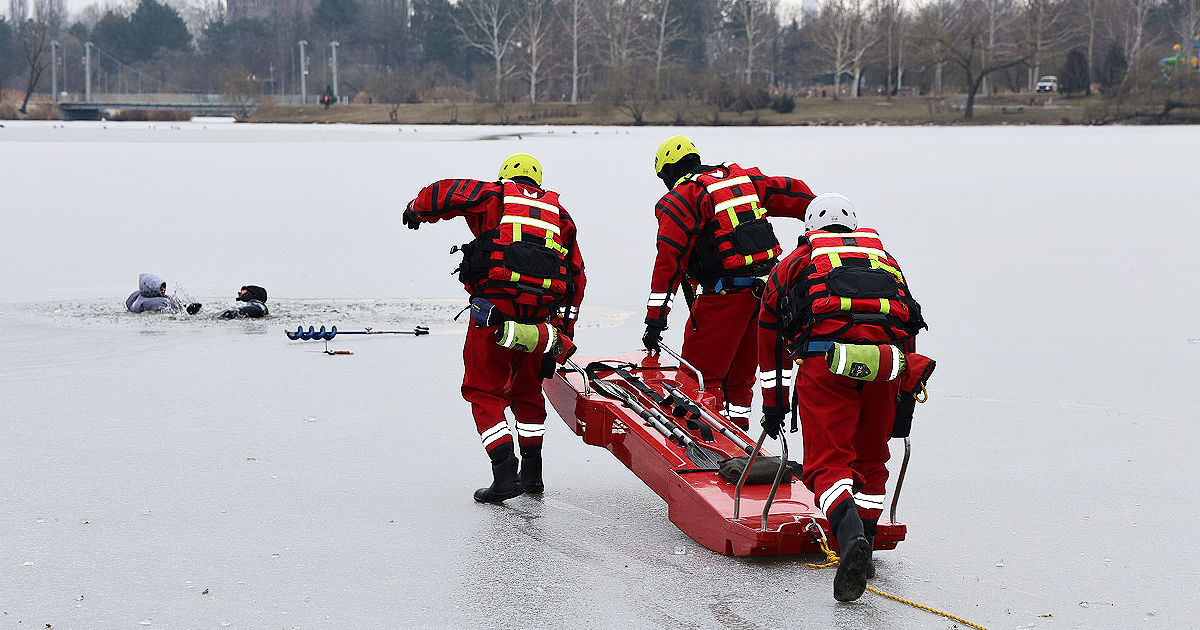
<box><xmin>544</xmin><ymin>348</ymin><xmax>906</xmax><ymax>557</ymax></box>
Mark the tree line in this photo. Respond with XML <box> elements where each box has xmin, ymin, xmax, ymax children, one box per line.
<box><xmin>2</xmin><ymin>0</ymin><xmax>1198</xmax><ymax>119</ymax></box>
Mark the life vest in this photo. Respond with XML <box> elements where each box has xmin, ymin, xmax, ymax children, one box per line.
<box><xmin>779</xmin><ymin>228</ymin><xmax>925</xmax><ymax>355</ymax></box>
<box><xmin>455</xmin><ymin>181</ymin><xmax>573</xmax><ymax>310</ymax></box>
<box><xmin>684</xmin><ymin>164</ymin><xmax>782</xmax><ymax>289</ymax></box>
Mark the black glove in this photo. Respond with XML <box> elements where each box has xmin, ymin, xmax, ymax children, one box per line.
<box><xmin>186</xmin><ymin>302</ymin><xmax>202</xmax><ymax>315</ymax></box>
<box><xmin>402</xmin><ymin>206</ymin><xmax>420</xmax><ymax>230</ymax></box>
<box><xmin>539</xmin><ymin>353</ymin><xmax>557</xmax><ymax>379</ymax></box>
<box><xmin>760</xmin><ymin>414</ymin><xmax>785</xmax><ymax>439</ymax></box>
<box><xmin>642</xmin><ymin>323</ymin><xmax>665</xmax><ymax>354</ymax></box>
<box><xmin>219</xmin><ymin>309</ymin><xmax>237</xmax><ymax>319</ymax></box>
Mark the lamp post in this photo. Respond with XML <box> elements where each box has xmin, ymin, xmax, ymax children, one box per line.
<box><xmin>330</xmin><ymin>41</ymin><xmax>340</xmax><ymax>100</ymax></box>
<box><xmin>84</xmin><ymin>41</ymin><xmax>92</xmax><ymax>103</ymax></box>
<box><xmin>299</xmin><ymin>40</ymin><xmax>309</xmax><ymax>104</ymax></box>
<box><xmin>50</xmin><ymin>40</ymin><xmax>59</xmax><ymax>102</ymax></box>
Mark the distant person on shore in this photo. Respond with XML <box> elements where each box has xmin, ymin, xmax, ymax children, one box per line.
<box><xmin>219</xmin><ymin>285</ymin><xmax>269</xmax><ymax>319</ymax></box>
<box><xmin>641</xmin><ymin>135</ymin><xmax>814</xmax><ymax>430</ymax></box>
<box><xmin>403</xmin><ymin>152</ymin><xmax>586</xmax><ymax>504</ymax></box>
<box><xmin>321</xmin><ymin>86</ymin><xmax>335</xmax><ymax>109</ymax></box>
<box><xmin>125</xmin><ymin>272</ymin><xmax>201</xmax><ymax>314</ymax></box>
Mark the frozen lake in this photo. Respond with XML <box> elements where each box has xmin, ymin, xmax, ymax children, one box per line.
<box><xmin>1</xmin><ymin>120</ymin><xmax>1197</xmax><ymax>629</ymax></box>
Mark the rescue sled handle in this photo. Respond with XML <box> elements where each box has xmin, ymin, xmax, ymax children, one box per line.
<box><xmin>659</xmin><ymin>344</ymin><xmax>705</xmax><ymax>395</ymax></box>
<box><xmin>890</xmin><ymin>436</ymin><xmax>911</xmax><ymax>523</ymax></box>
<box><xmin>559</xmin><ymin>358</ymin><xmax>591</xmax><ymax>396</ymax></box>
<box><xmin>731</xmin><ymin>427</ymin><xmax>794</xmax><ymax>530</ymax></box>
<box><xmin>734</xmin><ymin>429</ymin><xmax>767</xmax><ymax>519</ymax></box>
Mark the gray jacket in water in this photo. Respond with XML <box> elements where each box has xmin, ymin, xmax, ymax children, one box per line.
<box><xmin>125</xmin><ymin>273</ymin><xmax>183</xmax><ymax>313</ymax></box>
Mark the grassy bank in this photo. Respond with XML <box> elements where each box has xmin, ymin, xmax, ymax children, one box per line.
<box><xmin>250</xmin><ymin>93</ymin><xmax>1095</xmax><ymax>126</ymax></box>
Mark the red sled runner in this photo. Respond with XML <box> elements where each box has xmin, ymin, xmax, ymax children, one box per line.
<box><xmin>544</xmin><ymin>345</ymin><xmax>908</xmax><ymax>557</ymax></box>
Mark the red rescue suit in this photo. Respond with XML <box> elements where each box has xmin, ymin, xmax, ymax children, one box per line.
<box><xmin>407</xmin><ymin>178</ymin><xmax>587</xmax><ymax>455</ymax></box>
<box><xmin>757</xmin><ymin>227</ymin><xmax>924</xmax><ymax>521</ymax></box>
<box><xmin>645</xmin><ymin>163</ymin><xmax>813</xmax><ymax>425</ymax></box>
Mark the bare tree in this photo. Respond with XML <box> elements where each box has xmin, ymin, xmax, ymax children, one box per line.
<box><xmin>849</xmin><ymin>0</ymin><xmax>881</xmax><ymax>96</ymax></box>
<box><xmin>979</xmin><ymin>0</ymin><xmax>1017</xmax><ymax>96</ymax></box>
<box><xmin>728</xmin><ymin>0</ymin><xmax>779</xmax><ymax>83</ymax></box>
<box><xmin>1170</xmin><ymin>0</ymin><xmax>1200</xmax><ymax>47</ymax></box>
<box><xmin>1080</xmin><ymin>0</ymin><xmax>1104</xmax><ymax>90</ymax></box>
<box><xmin>454</xmin><ymin>0</ymin><xmax>517</xmax><ymax>101</ymax></box>
<box><xmin>1115</xmin><ymin>0</ymin><xmax>1153</xmax><ymax>79</ymax></box>
<box><xmin>516</xmin><ymin>0</ymin><xmax>554</xmax><ymax>103</ymax></box>
<box><xmin>648</xmin><ymin>0</ymin><xmax>687</xmax><ymax>85</ymax></box>
<box><xmin>874</xmin><ymin>0</ymin><xmax>905</xmax><ymax>97</ymax></box>
<box><xmin>601</xmin><ymin>60</ymin><xmax>658</xmax><ymax>123</ymax></box>
<box><xmin>18</xmin><ymin>18</ymin><xmax>49</xmax><ymax>113</ymax></box>
<box><xmin>32</xmin><ymin>0</ymin><xmax>64</xmax><ymax>32</ymax></box>
<box><xmin>1022</xmin><ymin>0</ymin><xmax>1070</xmax><ymax>91</ymax></box>
<box><xmin>814</xmin><ymin>0</ymin><xmax>871</xmax><ymax>98</ymax></box>
<box><xmin>561</xmin><ymin>0</ymin><xmax>590</xmax><ymax>103</ymax></box>
<box><xmin>590</xmin><ymin>0</ymin><xmax>649</xmax><ymax>71</ymax></box>
<box><xmin>912</xmin><ymin>0</ymin><xmax>1027</xmax><ymax>117</ymax></box>
<box><xmin>8</xmin><ymin>0</ymin><xmax>28</xmax><ymax>22</ymax></box>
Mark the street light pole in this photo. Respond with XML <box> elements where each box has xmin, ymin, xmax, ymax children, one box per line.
<box><xmin>50</xmin><ymin>40</ymin><xmax>59</xmax><ymax>102</ymax></box>
<box><xmin>84</xmin><ymin>41</ymin><xmax>92</xmax><ymax>103</ymax></box>
<box><xmin>299</xmin><ymin>40</ymin><xmax>309</xmax><ymax>104</ymax></box>
<box><xmin>330</xmin><ymin>41</ymin><xmax>339</xmax><ymax>100</ymax></box>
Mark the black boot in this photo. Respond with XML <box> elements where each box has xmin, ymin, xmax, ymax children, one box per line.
<box><xmin>519</xmin><ymin>445</ymin><xmax>544</xmax><ymax>494</ymax></box>
<box><xmin>862</xmin><ymin>517</ymin><xmax>878</xmax><ymax>579</ymax></box>
<box><xmin>474</xmin><ymin>443</ymin><xmax>523</xmax><ymax>503</ymax></box>
<box><xmin>828</xmin><ymin>499</ymin><xmax>872</xmax><ymax>602</ymax></box>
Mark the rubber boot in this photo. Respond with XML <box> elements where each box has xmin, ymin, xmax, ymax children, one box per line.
<box><xmin>828</xmin><ymin>498</ymin><xmax>872</xmax><ymax>602</ymax></box>
<box><xmin>519</xmin><ymin>445</ymin><xmax>544</xmax><ymax>494</ymax></box>
<box><xmin>862</xmin><ymin>517</ymin><xmax>878</xmax><ymax>579</ymax></box>
<box><xmin>473</xmin><ymin>443</ymin><xmax>523</xmax><ymax>503</ymax></box>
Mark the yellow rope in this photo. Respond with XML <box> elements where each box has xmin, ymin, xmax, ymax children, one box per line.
<box><xmin>864</xmin><ymin>585</ymin><xmax>990</xmax><ymax>630</ymax></box>
<box><xmin>805</xmin><ymin>535</ymin><xmax>841</xmax><ymax>569</ymax></box>
<box><xmin>805</xmin><ymin>534</ymin><xmax>990</xmax><ymax>630</ymax></box>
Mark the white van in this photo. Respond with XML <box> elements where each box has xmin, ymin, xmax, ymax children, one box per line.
<box><xmin>1035</xmin><ymin>76</ymin><xmax>1059</xmax><ymax>93</ymax></box>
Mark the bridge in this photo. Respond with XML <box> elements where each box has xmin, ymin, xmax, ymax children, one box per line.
<box><xmin>46</xmin><ymin>41</ymin><xmax>326</xmax><ymax>120</ymax></box>
<box><xmin>55</xmin><ymin>93</ymin><xmax>259</xmax><ymax>121</ymax></box>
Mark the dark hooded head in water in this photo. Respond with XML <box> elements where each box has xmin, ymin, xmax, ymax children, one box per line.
<box><xmin>237</xmin><ymin>285</ymin><xmax>268</xmax><ymax>303</ymax></box>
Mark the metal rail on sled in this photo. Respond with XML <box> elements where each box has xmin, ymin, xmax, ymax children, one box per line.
<box><xmin>543</xmin><ymin>346</ymin><xmax>906</xmax><ymax>557</ymax></box>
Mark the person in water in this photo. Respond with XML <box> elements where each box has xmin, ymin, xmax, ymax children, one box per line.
<box><xmin>219</xmin><ymin>285</ymin><xmax>269</xmax><ymax>319</ymax></box>
<box><xmin>125</xmin><ymin>273</ymin><xmax>201</xmax><ymax>315</ymax></box>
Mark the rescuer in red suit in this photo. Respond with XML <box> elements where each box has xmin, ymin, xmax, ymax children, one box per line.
<box><xmin>642</xmin><ymin>135</ymin><xmax>815</xmax><ymax>429</ymax></box>
<box><xmin>403</xmin><ymin>153</ymin><xmax>586</xmax><ymax>503</ymax></box>
<box><xmin>757</xmin><ymin>193</ymin><xmax>929</xmax><ymax>601</ymax></box>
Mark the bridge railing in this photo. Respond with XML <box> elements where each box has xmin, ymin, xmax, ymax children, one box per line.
<box><xmin>64</xmin><ymin>93</ymin><xmax>236</xmax><ymax>105</ymax></box>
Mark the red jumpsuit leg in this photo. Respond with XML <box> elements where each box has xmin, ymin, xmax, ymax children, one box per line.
<box><xmin>850</xmin><ymin>378</ymin><xmax>898</xmax><ymax>521</ymax></box>
<box><xmin>681</xmin><ymin>291</ymin><xmax>760</xmax><ymax>427</ymax></box>
<box><xmin>723</xmin><ymin>306</ymin><xmax>760</xmax><ymax>426</ymax></box>
<box><xmin>796</xmin><ymin>357</ymin><xmax>866</xmax><ymax>516</ymax></box>
<box><xmin>797</xmin><ymin>356</ymin><xmax>898</xmax><ymax>519</ymax></box>
<box><xmin>506</xmin><ymin>352</ymin><xmax>548</xmax><ymax>449</ymax></box>
<box><xmin>461</xmin><ymin>322</ymin><xmax>516</xmax><ymax>456</ymax></box>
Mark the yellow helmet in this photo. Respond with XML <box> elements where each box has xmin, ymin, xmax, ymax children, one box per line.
<box><xmin>654</xmin><ymin>135</ymin><xmax>699</xmax><ymax>176</ymax></box>
<box><xmin>498</xmin><ymin>153</ymin><xmax>542</xmax><ymax>186</ymax></box>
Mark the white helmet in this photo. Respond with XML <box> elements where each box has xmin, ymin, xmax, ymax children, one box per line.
<box><xmin>804</xmin><ymin>193</ymin><xmax>858</xmax><ymax>232</ymax></box>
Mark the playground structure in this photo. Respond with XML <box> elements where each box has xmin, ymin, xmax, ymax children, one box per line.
<box><xmin>1161</xmin><ymin>38</ymin><xmax>1200</xmax><ymax>86</ymax></box>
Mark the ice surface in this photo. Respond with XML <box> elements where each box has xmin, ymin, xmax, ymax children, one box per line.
<box><xmin>2</xmin><ymin>120</ymin><xmax>1197</xmax><ymax>628</ymax></box>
